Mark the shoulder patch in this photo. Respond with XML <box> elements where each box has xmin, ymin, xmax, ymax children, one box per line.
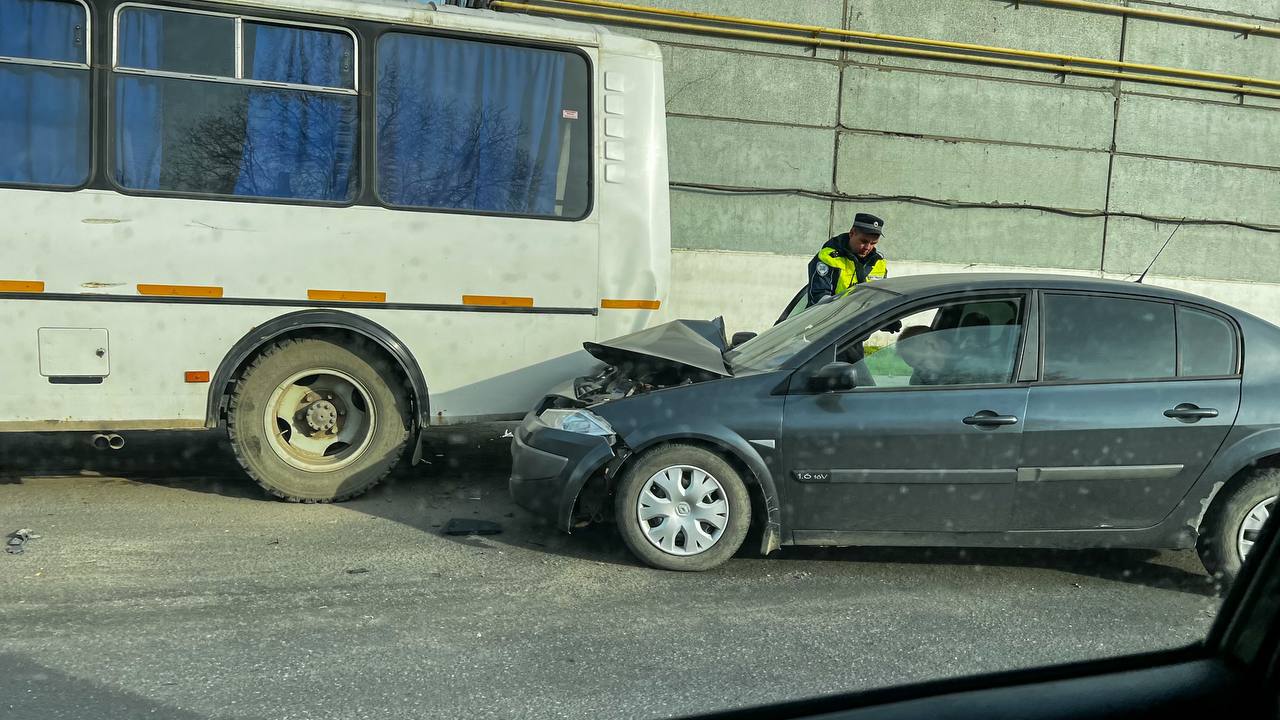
<box><xmin>815</xmin><ymin>263</ymin><xmax>830</xmax><ymax>276</ymax></box>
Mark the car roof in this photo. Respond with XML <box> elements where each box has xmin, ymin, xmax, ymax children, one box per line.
<box><xmin>868</xmin><ymin>273</ymin><xmax>1241</xmax><ymax>314</ymax></box>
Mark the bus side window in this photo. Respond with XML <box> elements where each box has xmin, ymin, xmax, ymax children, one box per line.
<box><xmin>112</xmin><ymin>6</ymin><xmax>359</xmax><ymax>203</ymax></box>
<box><xmin>375</xmin><ymin>32</ymin><xmax>591</xmax><ymax>219</ymax></box>
<box><xmin>0</xmin><ymin>0</ymin><xmax>92</xmax><ymax>188</ymax></box>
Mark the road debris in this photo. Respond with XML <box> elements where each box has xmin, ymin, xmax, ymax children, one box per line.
<box><xmin>444</xmin><ymin>518</ymin><xmax>503</xmax><ymax>536</ymax></box>
<box><xmin>346</xmin><ymin>567</ymin><xmax>370</xmax><ymax>575</ymax></box>
<box><xmin>6</xmin><ymin>528</ymin><xmax>36</xmax><ymax>555</ymax></box>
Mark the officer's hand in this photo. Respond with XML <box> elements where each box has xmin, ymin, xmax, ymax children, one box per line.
<box><xmin>884</xmin><ymin>320</ymin><xmax>903</xmax><ymax>333</ymax></box>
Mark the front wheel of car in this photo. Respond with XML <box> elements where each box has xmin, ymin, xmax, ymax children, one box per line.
<box><xmin>613</xmin><ymin>444</ymin><xmax>752</xmax><ymax>571</ymax></box>
<box><xmin>1197</xmin><ymin>469</ymin><xmax>1279</xmax><ymax>586</ymax></box>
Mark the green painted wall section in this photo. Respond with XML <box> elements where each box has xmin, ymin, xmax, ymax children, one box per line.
<box><xmin>618</xmin><ymin>0</ymin><xmax>1280</xmax><ymax>283</ymax></box>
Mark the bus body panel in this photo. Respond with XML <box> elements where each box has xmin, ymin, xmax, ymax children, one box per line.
<box><xmin>0</xmin><ymin>0</ymin><xmax>670</xmax><ymax>430</ymax></box>
<box><xmin>595</xmin><ymin>43</ymin><xmax>671</xmax><ymax>344</ymax></box>
<box><xmin>7</xmin><ymin>188</ymin><xmax>601</xmax><ymax>309</ymax></box>
<box><xmin>0</xmin><ymin>298</ymin><xmax>602</xmax><ymax>428</ymax></box>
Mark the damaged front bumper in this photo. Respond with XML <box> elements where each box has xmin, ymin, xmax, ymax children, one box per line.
<box><xmin>509</xmin><ymin>412</ymin><xmax>619</xmax><ymax>532</ymax></box>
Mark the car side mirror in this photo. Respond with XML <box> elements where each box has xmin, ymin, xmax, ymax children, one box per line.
<box><xmin>808</xmin><ymin>362</ymin><xmax>858</xmax><ymax>392</ymax></box>
<box><xmin>730</xmin><ymin>331</ymin><xmax>757</xmax><ymax>349</ymax></box>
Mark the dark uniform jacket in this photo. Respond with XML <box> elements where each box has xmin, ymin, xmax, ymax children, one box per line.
<box><xmin>805</xmin><ymin>233</ymin><xmax>889</xmax><ymax>306</ymax></box>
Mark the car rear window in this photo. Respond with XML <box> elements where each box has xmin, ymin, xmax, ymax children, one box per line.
<box><xmin>1042</xmin><ymin>294</ymin><xmax>1175</xmax><ymax>382</ymax></box>
<box><xmin>1178</xmin><ymin>306</ymin><xmax>1237</xmax><ymax>377</ymax></box>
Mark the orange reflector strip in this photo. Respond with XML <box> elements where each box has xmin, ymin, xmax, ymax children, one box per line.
<box><xmin>138</xmin><ymin>283</ymin><xmax>223</xmax><ymax>298</ymax></box>
<box><xmin>601</xmin><ymin>299</ymin><xmax>661</xmax><ymax>310</ymax></box>
<box><xmin>463</xmin><ymin>294</ymin><xmax>534</xmax><ymax>308</ymax></box>
<box><xmin>308</xmin><ymin>289</ymin><xmax>387</xmax><ymax>303</ymax></box>
<box><xmin>0</xmin><ymin>280</ymin><xmax>44</xmax><ymax>293</ymax></box>
<box><xmin>185</xmin><ymin>371</ymin><xmax>211</xmax><ymax>383</ymax></box>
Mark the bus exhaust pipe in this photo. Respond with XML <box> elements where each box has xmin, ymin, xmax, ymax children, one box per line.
<box><xmin>90</xmin><ymin>433</ymin><xmax>125</xmax><ymax>450</ymax></box>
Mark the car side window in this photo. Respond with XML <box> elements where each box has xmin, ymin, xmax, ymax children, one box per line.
<box><xmin>1042</xmin><ymin>294</ymin><xmax>1175</xmax><ymax>382</ymax></box>
<box><xmin>1178</xmin><ymin>306</ymin><xmax>1237</xmax><ymax>377</ymax></box>
<box><xmin>837</xmin><ymin>297</ymin><xmax>1024</xmax><ymax>389</ymax></box>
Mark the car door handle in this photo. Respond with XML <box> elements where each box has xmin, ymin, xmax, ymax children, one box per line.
<box><xmin>963</xmin><ymin>411</ymin><xmax>1019</xmax><ymax>427</ymax></box>
<box><xmin>1164</xmin><ymin>404</ymin><xmax>1219</xmax><ymax>421</ymax></box>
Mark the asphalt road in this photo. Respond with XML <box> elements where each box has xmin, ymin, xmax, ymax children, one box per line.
<box><xmin>1</xmin><ymin>428</ymin><xmax>1225</xmax><ymax>720</ymax></box>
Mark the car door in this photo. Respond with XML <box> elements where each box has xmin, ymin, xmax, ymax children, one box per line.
<box><xmin>780</xmin><ymin>293</ymin><xmax>1030</xmax><ymax>535</ymax></box>
<box><xmin>1013</xmin><ymin>293</ymin><xmax>1242</xmax><ymax>531</ymax></box>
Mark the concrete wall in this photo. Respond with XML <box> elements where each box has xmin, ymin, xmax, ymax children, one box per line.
<box><xmin>614</xmin><ymin>0</ymin><xmax>1280</xmax><ymax>333</ymax></box>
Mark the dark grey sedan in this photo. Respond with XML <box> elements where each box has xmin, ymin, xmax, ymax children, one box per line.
<box><xmin>510</xmin><ymin>274</ymin><xmax>1278</xmax><ymax>577</ymax></box>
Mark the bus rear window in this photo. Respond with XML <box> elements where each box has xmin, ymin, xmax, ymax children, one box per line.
<box><xmin>375</xmin><ymin>32</ymin><xmax>591</xmax><ymax>219</ymax></box>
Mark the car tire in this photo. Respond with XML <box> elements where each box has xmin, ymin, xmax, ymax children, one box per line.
<box><xmin>227</xmin><ymin>337</ymin><xmax>411</xmax><ymax>502</ymax></box>
<box><xmin>1196</xmin><ymin>469</ymin><xmax>1279</xmax><ymax>586</ymax></box>
<box><xmin>613</xmin><ymin>444</ymin><xmax>752</xmax><ymax>571</ymax></box>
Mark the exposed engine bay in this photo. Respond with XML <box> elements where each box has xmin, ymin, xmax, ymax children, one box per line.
<box><xmin>570</xmin><ymin>361</ymin><xmax>718</xmax><ymax>405</ymax></box>
<box><xmin>540</xmin><ymin>318</ymin><xmax>736</xmax><ymax>410</ymax></box>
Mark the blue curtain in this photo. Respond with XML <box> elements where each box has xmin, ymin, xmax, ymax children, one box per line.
<box><xmin>114</xmin><ymin>12</ymin><xmax>356</xmax><ymax>200</ymax></box>
<box><xmin>0</xmin><ymin>0</ymin><xmax>89</xmax><ymax>186</ymax></box>
<box><xmin>114</xmin><ymin>9</ymin><xmax>164</xmax><ymax>189</ymax></box>
<box><xmin>377</xmin><ymin>33</ymin><xmax>566</xmax><ymax>215</ymax></box>
<box><xmin>234</xmin><ymin>25</ymin><xmax>356</xmax><ymax>201</ymax></box>
<box><xmin>0</xmin><ymin>0</ymin><xmax>82</xmax><ymax>61</ymax></box>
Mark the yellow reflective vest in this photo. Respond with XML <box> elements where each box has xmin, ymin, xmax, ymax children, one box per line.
<box><xmin>805</xmin><ymin>234</ymin><xmax>888</xmax><ymax>306</ymax></box>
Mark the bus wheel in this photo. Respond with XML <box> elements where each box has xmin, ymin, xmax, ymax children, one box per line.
<box><xmin>227</xmin><ymin>337</ymin><xmax>411</xmax><ymax>502</ymax></box>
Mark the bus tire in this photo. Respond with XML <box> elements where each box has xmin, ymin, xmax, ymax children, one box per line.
<box><xmin>227</xmin><ymin>336</ymin><xmax>412</xmax><ymax>502</ymax></box>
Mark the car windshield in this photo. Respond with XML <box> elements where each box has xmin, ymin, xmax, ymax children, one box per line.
<box><xmin>727</xmin><ymin>287</ymin><xmax>895</xmax><ymax>372</ymax></box>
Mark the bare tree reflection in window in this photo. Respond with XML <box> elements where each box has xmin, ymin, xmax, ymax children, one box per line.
<box><xmin>160</xmin><ymin>97</ymin><xmax>247</xmax><ymax>195</ymax></box>
<box><xmin>377</xmin><ymin>62</ymin><xmax>546</xmax><ymax>213</ymax></box>
<box><xmin>160</xmin><ymin>88</ymin><xmax>356</xmax><ymax>200</ymax></box>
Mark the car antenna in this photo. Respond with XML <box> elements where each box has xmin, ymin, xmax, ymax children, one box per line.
<box><xmin>1135</xmin><ymin>217</ymin><xmax>1186</xmax><ymax>284</ymax></box>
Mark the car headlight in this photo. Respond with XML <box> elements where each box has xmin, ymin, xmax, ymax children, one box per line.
<box><xmin>539</xmin><ymin>409</ymin><xmax>615</xmax><ymax>440</ymax></box>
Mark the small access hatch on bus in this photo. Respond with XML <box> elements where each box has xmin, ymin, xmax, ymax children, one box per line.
<box><xmin>38</xmin><ymin>328</ymin><xmax>110</xmax><ymax>378</ymax></box>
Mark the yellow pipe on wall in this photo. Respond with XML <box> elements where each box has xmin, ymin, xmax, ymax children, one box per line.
<box><xmin>526</xmin><ymin>0</ymin><xmax>1280</xmax><ymax>91</ymax></box>
<box><xmin>1023</xmin><ymin>0</ymin><xmax>1280</xmax><ymax>40</ymax></box>
<box><xmin>491</xmin><ymin>0</ymin><xmax>1280</xmax><ymax>100</ymax></box>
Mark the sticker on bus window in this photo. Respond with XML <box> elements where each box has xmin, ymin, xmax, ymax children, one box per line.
<box><xmin>562</xmin><ymin>109</ymin><xmax>579</xmax><ymax>120</ymax></box>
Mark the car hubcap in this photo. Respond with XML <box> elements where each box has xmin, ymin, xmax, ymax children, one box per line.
<box><xmin>637</xmin><ymin>465</ymin><xmax>729</xmax><ymax>556</ymax></box>
<box><xmin>264</xmin><ymin>368</ymin><xmax>377</xmax><ymax>473</ymax></box>
<box><xmin>1237</xmin><ymin>495</ymin><xmax>1276</xmax><ymax>563</ymax></box>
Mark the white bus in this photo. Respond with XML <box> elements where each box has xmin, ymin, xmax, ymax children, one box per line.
<box><xmin>0</xmin><ymin>0</ymin><xmax>670</xmax><ymax>500</ymax></box>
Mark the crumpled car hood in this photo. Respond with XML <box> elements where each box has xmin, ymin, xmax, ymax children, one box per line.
<box><xmin>583</xmin><ymin>318</ymin><xmax>732</xmax><ymax>377</ymax></box>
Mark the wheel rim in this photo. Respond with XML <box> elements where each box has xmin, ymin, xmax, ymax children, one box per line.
<box><xmin>263</xmin><ymin>368</ymin><xmax>377</xmax><ymax>473</ymax></box>
<box><xmin>637</xmin><ymin>465</ymin><xmax>730</xmax><ymax>557</ymax></box>
<box><xmin>1237</xmin><ymin>495</ymin><xmax>1276</xmax><ymax>563</ymax></box>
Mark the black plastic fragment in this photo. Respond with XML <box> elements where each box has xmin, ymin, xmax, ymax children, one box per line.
<box><xmin>444</xmin><ymin>518</ymin><xmax>503</xmax><ymax>536</ymax></box>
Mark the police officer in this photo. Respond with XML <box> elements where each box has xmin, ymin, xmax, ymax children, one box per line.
<box><xmin>805</xmin><ymin>212</ymin><xmax>888</xmax><ymax>305</ymax></box>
